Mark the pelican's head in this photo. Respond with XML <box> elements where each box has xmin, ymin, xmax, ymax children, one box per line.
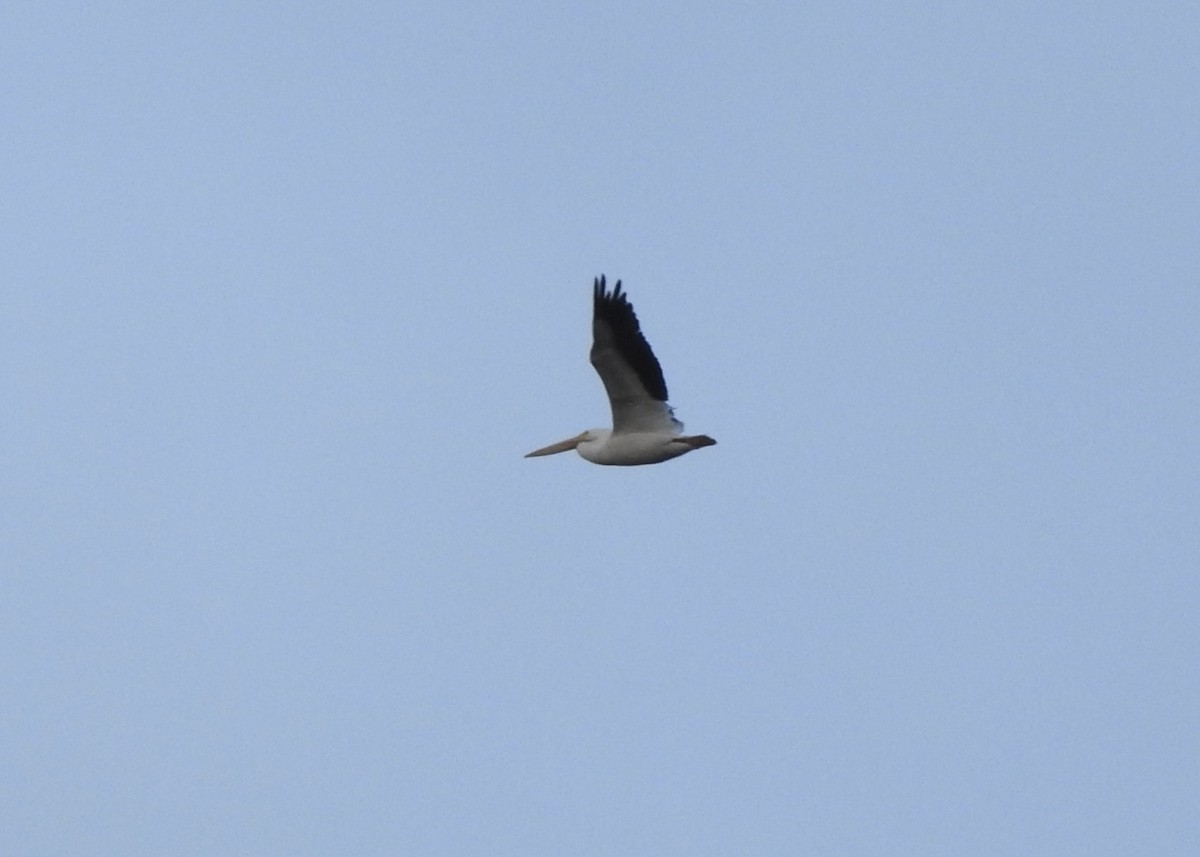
<box><xmin>524</xmin><ymin>430</ymin><xmax>595</xmax><ymax>458</ymax></box>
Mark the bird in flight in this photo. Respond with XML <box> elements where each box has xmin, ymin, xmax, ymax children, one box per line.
<box><xmin>525</xmin><ymin>275</ymin><xmax>716</xmax><ymax>466</ymax></box>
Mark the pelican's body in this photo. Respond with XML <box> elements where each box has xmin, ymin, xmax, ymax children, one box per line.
<box><xmin>526</xmin><ymin>276</ymin><xmax>716</xmax><ymax>466</ymax></box>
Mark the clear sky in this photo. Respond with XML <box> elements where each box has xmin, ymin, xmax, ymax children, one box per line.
<box><xmin>4</xmin><ymin>2</ymin><xmax>1198</xmax><ymax>854</ymax></box>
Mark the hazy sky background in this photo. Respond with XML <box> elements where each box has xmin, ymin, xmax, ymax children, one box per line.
<box><xmin>4</xmin><ymin>2</ymin><xmax>1198</xmax><ymax>854</ymax></box>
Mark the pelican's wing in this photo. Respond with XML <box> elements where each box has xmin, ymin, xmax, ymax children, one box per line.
<box><xmin>590</xmin><ymin>276</ymin><xmax>682</xmax><ymax>434</ymax></box>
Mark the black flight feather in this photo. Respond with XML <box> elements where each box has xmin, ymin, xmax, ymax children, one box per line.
<box><xmin>592</xmin><ymin>275</ymin><xmax>669</xmax><ymax>403</ymax></box>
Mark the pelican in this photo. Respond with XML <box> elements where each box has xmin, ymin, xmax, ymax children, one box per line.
<box><xmin>525</xmin><ymin>275</ymin><xmax>716</xmax><ymax>466</ymax></box>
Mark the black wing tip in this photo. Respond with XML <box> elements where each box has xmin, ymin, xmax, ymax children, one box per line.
<box><xmin>593</xmin><ymin>274</ymin><xmax>624</xmax><ymax>305</ymax></box>
<box><xmin>593</xmin><ymin>273</ymin><xmax>632</xmax><ymax>319</ymax></box>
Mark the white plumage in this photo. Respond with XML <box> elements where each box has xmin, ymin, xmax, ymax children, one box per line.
<box><xmin>525</xmin><ymin>276</ymin><xmax>716</xmax><ymax>466</ymax></box>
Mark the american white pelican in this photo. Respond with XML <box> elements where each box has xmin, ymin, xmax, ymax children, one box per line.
<box><xmin>526</xmin><ymin>276</ymin><xmax>716</xmax><ymax>466</ymax></box>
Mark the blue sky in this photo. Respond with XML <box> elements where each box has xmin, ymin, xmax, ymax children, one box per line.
<box><xmin>4</xmin><ymin>2</ymin><xmax>1198</xmax><ymax>854</ymax></box>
